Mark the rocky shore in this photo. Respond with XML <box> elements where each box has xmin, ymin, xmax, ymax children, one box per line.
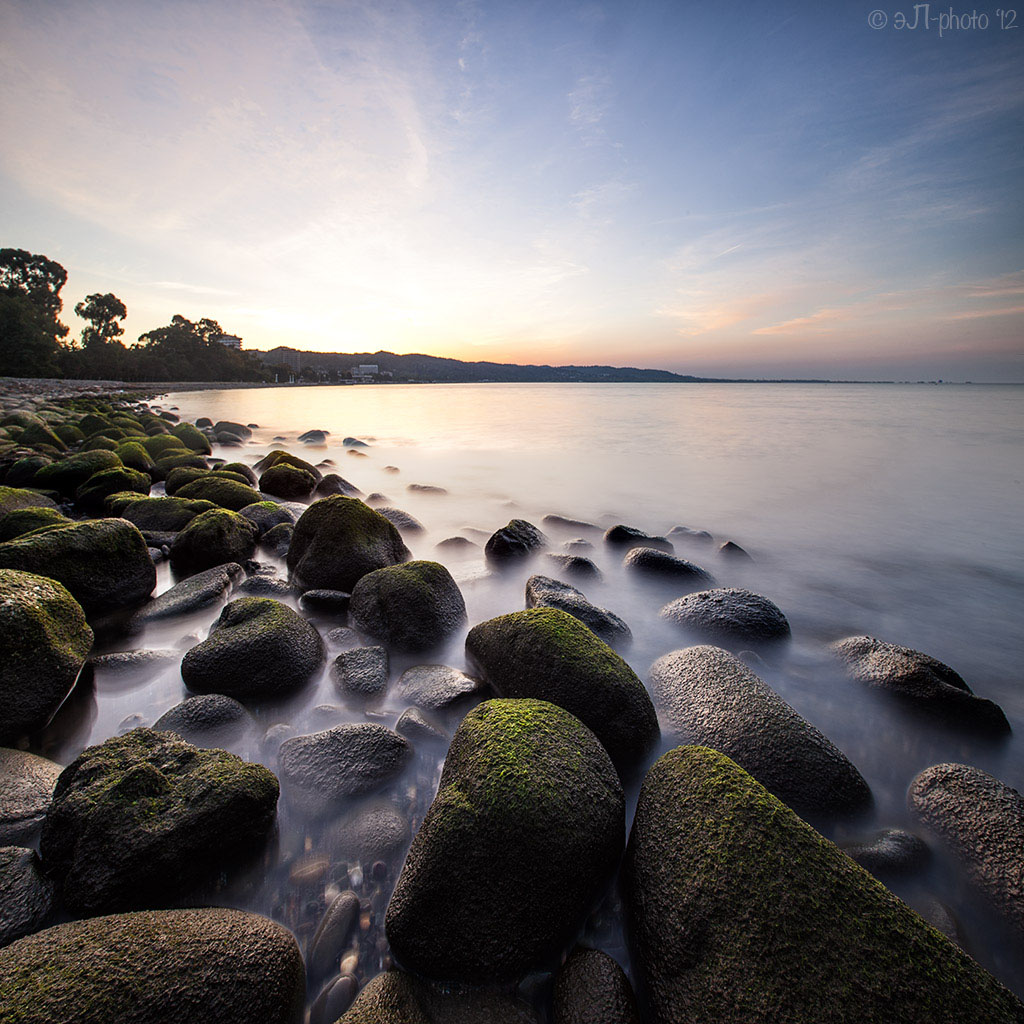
<box><xmin>0</xmin><ymin>383</ymin><xmax>1022</xmax><ymax>1023</ymax></box>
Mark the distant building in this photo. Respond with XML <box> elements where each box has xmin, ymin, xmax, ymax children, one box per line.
<box><xmin>350</xmin><ymin>363</ymin><xmax>379</xmax><ymax>382</ymax></box>
<box><xmin>214</xmin><ymin>334</ymin><xmax>242</xmax><ymax>350</ymax></box>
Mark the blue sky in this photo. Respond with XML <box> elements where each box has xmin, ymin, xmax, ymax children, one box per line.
<box><xmin>1</xmin><ymin>0</ymin><xmax>1021</xmax><ymax>379</ymax></box>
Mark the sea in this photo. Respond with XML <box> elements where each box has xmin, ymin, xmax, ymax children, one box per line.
<box><xmin>57</xmin><ymin>382</ymin><xmax>1024</xmax><ymax>1001</ymax></box>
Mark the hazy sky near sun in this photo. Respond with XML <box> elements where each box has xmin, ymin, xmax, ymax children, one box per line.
<box><xmin>1</xmin><ymin>0</ymin><xmax>1022</xmax><ymax>380</ymax></box>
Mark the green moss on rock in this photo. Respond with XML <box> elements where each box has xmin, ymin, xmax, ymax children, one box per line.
<box><xmin>114</xmin><ymin>441</ymin><xmax>156</xmax><ymax>473</ymax></box>
<box><xmin>0</xmin><ymin>486</ymin><xmax>58</xmax><ymax>517</ymax></box>
<box><xmin>108</xmin><ymin>495</ymin><xmax>218</xmax><ymax>531</ymax></box>
<box><xmin>151</xmin><ymin>451</ymin><xmax>208</xmax><ymax>480</ymax></box>
<box><xmin>258</xmin><ymin>463</ymin><xmax>317</xmax><ymax>499</ymax></box>
<box><xmin>75</xmin><ymin>466</ymin><xmax>151</xmax><ymax>513</ymax></box>
<box><xmin>169</xmin><ymin>508</ymin><xmax>259</xmax><ymax>575</ymax></box>
<box><xmin>32</xmin><ymin>450</ymin><xmax>122</xmax><ymax>496</ymax></box>
<box><xmin>0</xmin><ymin>507</ymin><xmax>69</xmax><ymax>541</ymax></box>
<box><xmin>175</xmin><ymin>476</ymin><xmax>262</xmax><ymax>511</ymax></box>
<box><xmin>170</xmin><ymin>421</ymin><xmax>212</xmax><ymax>454</ymax></box>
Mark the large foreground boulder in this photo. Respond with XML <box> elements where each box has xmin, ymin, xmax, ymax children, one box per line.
<box><xmin>909</xmin><ymin>763</ymin><xmax>1024</xmax><ymax>934</ymax></box>
<box><xmin>649</xmin><ymin>646</ymin><xmax>870</xmax><ymax>817</ymax></box>
<box><xmin>553</xmin><ymin>947</ymin><xmax>641</xmax><ymax>1024</ymax></box>
<box><xmin>465</xmin><ymin>608</ymin><xmax>659</xmax><ymax>772</ymax></box>
<box><xmin>624</xmin><ymin>745</ymin><xmax>1023</xmax><ymax>1024</ymax></box>
<box><xmin>181</xmin><ymin>597</ymin><xmax>324</xmax><ymax>699</ymax></box>
<box><xmin>0</xmin><ymin>519</ymin><xmax>155</xmax><ymax>616</ymax></box>
<box><xmin>40</xmin><ymin>729</ymin><xmax>279</xmax><ymax>914</ymax></box>
<box><xmin>0</xmin><ymin>749</ymin><xmax>62</xmax><ymax>846</ymax></box>
<box><xmin>349</xmin><ymin>561</ymin><xmax>467</xmax><ymax>653</ymax></box>
<box><xmin>831</xmin><ymin>636</ymin><xmax>1010</xmax><ymax>734</ymax></box>
<box><xmin>0</xmin><ymin>907</ymin><xmax>305</xmax><ymax>1024</ymax></box>
<box><xmin>0</xmin><ymin>570</ymin><xmax>93</xmax><ymax>744</ymax></box>
<box><xmin>385</xmin><ymin>699</ymin><xmax>624</xmax><ymax>983</ymax></box>
<box><xmin>0</xmin><ymin>846</ymin><xmax>56</xmax><ymax>946</ymax></box>
<box><xmin>659</xmin><ymin>587</ymin><xmax>790</xmax><ymax>649</ymax></box>
<box><xmin>287</xmin><ymin>496</ymin><xmax>411</xmax><ymax>592</ymax></box>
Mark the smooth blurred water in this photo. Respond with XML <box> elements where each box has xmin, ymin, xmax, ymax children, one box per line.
<box><xmin>61</xmin><ymin>381</ymin><xmax>1024</xmax><ymax>1001</ymax></box>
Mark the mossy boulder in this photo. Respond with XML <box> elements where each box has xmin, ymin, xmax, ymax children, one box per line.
<box><xmin>170</xmin><ymin>421</ymin><xmax>212</xmax><ymax>454</ymax></box>
<box><xmin>240</xmin><ymin>501</ymin><xmax>297</xmax><ymax>536</ymax></box>
<box><xmin>254</xmin><ymin>449</ymin><xmax>322</xmax><ymax>482</ymax></box>
<box><xmin>219</xmin><ymin>461</ymin><xmax>258</xmax><ymax>485</ymax></box>
<box><xmin>151</xmin><ymin>451</ymin><xmax>209</xmax><ymax>480</ymax></box>
<box><xmin>182</xmin><ymin>597</ymin><xmax>324</xmax><ymax>699</ymax></box>
<box><xmin>287</xmin><ymin>496</ymin><xmax>411</xmax><ymax>593</ymax></box>
<box><xmin>349</xmin><ymin>561</ymin><xmax>467</xmax><ymax>653</ymax></box>
<box><xmin>0</xmin><ymin>907</ymin><xmax>305</xmax><ymax>1024</ymax></box>
<box><xmin>623</xmin><ymin>745</ymin><xmax>1024</xmax><ymax>1024</ymax></box>
<box><xmin>109</xmin><ymin>495</ymin><xmax>218</xmax><ymax>532</ymax></box>
<box><xmin>484</xmin><ymin>518</ymin><xmax>547</xmax><ymax>564</ymax></box>
<box><xmin>140</xmin><ymin>434</ymin><xmax>190</xmax><ymax>458</ymax></box>
<box><xmin>660</xmin><ymin>587</ymin><xmax>791</xmax><ymax>649</ymax></box>
<box><xmin>259</xmin><ymin>463</ymin><xmax>317</xmax><ymax>499</ymax></box>
<box><xmin>386</xmin><ymin>699</ymin><xmax>624</xmax><ymax>983</ymax></box>
<box><xmin>165</xmin><ymin>465</ymin><xmax>212</xmax><ymax>494</ymax></box>
<box><xmin>0</xmin><ymin>486</ymin><xmax>57</xmax><ymax>517</ymax></box>
<box><xmin>17</xmin><ymin>420</ymin><xmax>66</xmax><ymax>451</ymax></box>
<box><xmin>75</xmin><ymin>466</ymin><xmax>151</xmax><ymax>513</ymax></box>
<box><xmin>261</xmin><ymin>521</ymin><xmax>293</xmax><ymax>558</ymax></box>
<box><xmin>0</xmin><ymin>507</ymin><xmax>68</xmax><ymax>542</ymax></box>
<box><xmin>4</xmin><ymin>454</ymin><xmax>52</xmax><ymax>487</ymax></box>
<box><xmin>40</xmin><ymin>729</ymin><xmax>279</xmax><ymax>914</ymax></box>
<box><xmin>32</xmin><ymin>450</ymin><xmax>122</xmax><ymax>495</ymax></box>
<box><xmin>0</xmin><ymin>518</ymin><xmax>156</xmax><ymax>616</ymax></box>
<box><xmin>0</xmin><ymin>570</ymin><xmax>93</xmax><ymax>744</ymax></box>
<box><xmin>169</xmin><ymin>509</ymin><xmax>259</xmax><ymax>576</ymax></box>
<box><xmin>82</xmin><ymin>434</ymin><xmax>119</xmax><ymax>452</ymax></box>
<box><xmin>114</xmin><ymin>441</ymin><xmax>156</xmax><ymax>473</ymax></box>
<box><xmin>553</xmin><ymin>947</ymin><xmax>641</xmax><ymax>1024</ymax></box>
<box><xmin>52</xmin><ymin>423</ymin><xmax>85</xmax><ymax>447</ymax></box>
<box><xmin>77</xmin><ymin>412</ymin><xmax>111</xmax><ymax>436</ymax></box>
<box><xmin>465</xmin><ymin>608</ymin><xmax>659</xmax><ymax>773</ymax></box>
<box><xmin>175</xmin><ymin>476</ymin><xmax>262</xmax><ymax>511</ymax></box>
<box><xmin>649</xmin><ymin>645</ymin><xmax>870</xmax><ymax>817</ymax></box>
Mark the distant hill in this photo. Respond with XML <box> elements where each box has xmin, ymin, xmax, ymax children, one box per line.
<box><xmin>255</xmin><ymin>347</ymin><xmax>725</xmax><ymax>383</ymax></box>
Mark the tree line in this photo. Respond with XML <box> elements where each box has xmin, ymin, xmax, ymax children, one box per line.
<box><xmin>0</xmin><ymin>247</ymin><xmax>269</xmax><ymax>381</ymax></box>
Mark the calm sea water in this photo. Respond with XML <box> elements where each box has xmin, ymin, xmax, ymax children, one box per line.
<box><xmin>68</xmin><ymin>382</ymin><xmax>1024</xmax><ymax>999</ymax></box>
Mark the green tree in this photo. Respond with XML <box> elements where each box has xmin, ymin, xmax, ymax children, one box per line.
<box><xmin>75</xmin><ymin>292</ymin><xmax>127</xmax><ymax>349</ymax></box>
<box><xmin>0</xmin><ymin>247</ymin><xmax>69</xmax><ymax>376</ymax></box>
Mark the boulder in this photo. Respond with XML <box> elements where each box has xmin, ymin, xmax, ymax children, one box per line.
<box><xmin>0</xmin><ymin>519</ymin><xmax>155</xmax><ymax>616</ymax></box>
<box><xmin>298</xmin><ymin>589</ymin><xmax>351</xmax><ymax>618</ymax></box>
<box><xmin>259</xmin><ymin>463</ymin><xmax>317</xmax><ymax>499</ymax></box>
<box><xmin>525</xmin><ymin>574</ymin><xmax>631</xmax><ymax>647</ymax></box>
<box><xmin>649</xmin><ymin>646</ymin><xmax>870</xmax><ymax>817</ymax></box>
<box><xmin>385</xmin><ymin>699</ymin><xmax>624</xmax><ymax>983</ymax></box>
<box><xmin>278</xmin><ymin>724</ymin><xmax>412</xmax><ymax>810</ymax></box>
<box><xmin>719</xmin><ymin>539</ymin><xmax>753</xmax><ymax>561</ymax></box>
<box><xmin>40</xmin><ymin>729</ymin><xmax>279</xmax><ymax>914</ymax></box>
<box><xmin>219</xmin><ymin>462</ymin><xmax>259</xmax><ymax>486</ymax></box>
<box><xmin>31</xmin><ymin>450</ymin><xmax>121</xmax><ymax>495</ymax></box>
<box><xmin>909</xmin><ymin>763</ymin><xmax>1024</xmax><ymax>934</ymax></box>
<box><xmin>151</xmin><ymin>451</ymin><xmax>208</xmax><ymax>479</ymax></box>
<box><xmin>325</xmin><ymin>801</ymin><xmax>411</xmax><ymax>865</ymax></box>
<box><xmin>843</xmin><ymin>828</ymin><xmax>930</xmax><ymax>876</ymax></box>
<box><xmin>622</xmin><ymin>546</ymin><xmax>716</xmax><ymax>588</ymax></box>
<box><xmin>261</xmin><ymin>522</ymin><xmax>294</xmax><ymax>558</ymax></box>
<box><xmin>287</xmin><ymin>496</ymin><xmax>411</xmax><ymax>593</ymax></box>
<box><xmin>129</xmin><ymin>562</ymin><xmax>243</xmax><ymax>625</ymax></box>
<box><xmin>465</xmin><ymin>608</ymin><xmax>659</xmax><ymax>772</ymax></box>
<box><xmin>153</xmin><ymin>694</ymin><xmax>251</xmax><ymax>747</ymax></box>
<box><xmin>315</xmin><ymin>474</ymin><xmax>362</xmax><ymax>498</ymax></box>
<box><xmin>0</xmin><ymin>749</ymin><xmax>62</xmax><ymax>845</ymax></box>
<box><xmin>394</xmin><ymin>665</ymin><xmax>484</xmax><ymax>712</ymax></box>
<box><xmin>0</xmin><ymin>846</ymin><xmax>56</xmax><ymax>946</ymax></box>
<box><xmin>667</xmin><ymin>525</ymin><xmax>713</xmax><ymax>545</ymax></box>
<box><xmin>624</xmin><ymin>745</ymin><xmax>1024</xmax><ymax>1024</ymax></box>
<box><xmin>182</xmin><ymin>597</ymin><xmax>324</xmax><ymax>699</ymax></box>
<box><xmin>0</xmin><ymin>485</ymin><xmax>58</xmax><ymax>516</ymax></box>
<box><xmin>74</xmin><ymin>466</ymin><xmax>150</xmax><ymax>513</ymax></box>
<box><xmin>213</xmin><ymin>420</ymin><xmax>253</xmax><ymax>438</ymax></box>
<box><xmin>603</xmin><ymin>525</ymin><xmax>673</xmax><ymax>554</ymax></box>
<box><xmin>0</xmin><ymin>907</ymin><xmax>305</xmax><ymax>1024</ymax></box>
<box><xmin>331</xmin><ymin>646</ymin><xmax>389</xmax><ymax>698</ymax></box>
<box><xmin>484</xmin><ymin>519</ymin><xmax>547</xmax><ymax>564</ymax></box>
<box><xmin>660</xmin><ymin>587</ymin><xmax>790</xmax><ymax>649</ymax></box>
<box><xmin>239</xmin><ymin>501</ymin><xmax>297</xmax><ymax>536</ymax></box>
<box><xmin>170</xmin><ymin>422</ymin><xmax>212</xmax><ymax>454</ymax></box>
<box><xmin>0</xmin><ymin>506</ymin><xmax>67</xmax><ymax>542</ymax></box>
<box><xmin>0</xmin><ymin>569</ymin><xmax>93</xmax><ymax>744</ymax></box>
<box><xmin>542</xmin><ymin>514</ymin><xmax>601</xmax><ymax>534</ymax></box>
<box><xmin>349</xmin><ymin>561</ymin><xmax>467</xmax><ymax>653</ymax></box>
<box><xmin>396</xmin><ymin>707</ymin><xmax>448</xmax><ymax>743</ymax></box>
<box><xmin>553</xmin><ymin>947</ymin><xmax>641</xmax><ymax>1024</ymax></box>
<box><xmin>375</xmin><ymin>507</ymin><xmax>425</xmax><ymax>533</ymax></box>
<box><xmin>543</xmin><ymin>552</ymin><xmax>601</xmax><ymax>580</ymax></box>
<box><xmin>169</xmin><ymin>509</ymin><xmax>259</xmax><ymax>576</ymax></box>
<box><xmin>253</xmin><ymin>450</ymin><xmax>322</xmax><ymax>482</ymax></box>
<box><xmin>831</xmin><ymin>636</ymin><xmax>1010</xmax><ymax>734</ymax></box>
<box><xmin>175</xmin><ymin>477</ymin><xmax>263</xmax><ymax>511</ymax></box>
<box><xmin>109</xmin><ymin>495</ymin><xmax>217</xmax><ymax>532</ymax></box>
<box><xmin>298</xmin><ymin>429</ymin><xmax>328</xmax><ymax>444</ymax></box>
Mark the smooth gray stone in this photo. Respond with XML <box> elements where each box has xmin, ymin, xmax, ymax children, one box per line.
<box><xmin>307</xmin><ymin>889</ymin><xmax>360</xmax><ymax>981</ymax></box>
<box><xmin>0</xmin><ymin>749</ymin><xmax>62</xmax><ymax>845</ymax></box>
<box><xmin>130</xmin><ymin>563</ymin><xmax>243</xmax><ymax>626</ymax></box>
<box><xmin>0</xmin><ymin>846</ymin><xmax>56</xmax><ymax>946</ymax></box>
<box><xmin>332</xmin><ymin>646</ymin><xmax>389</xmax><ymax>697</ymax></box>
<box><xmin>393</xmin><ymin>665</ymin><xmax>485</xmax><ymax>711</ymax></box>
<box><xmin>660</xmin><ymin>587</ymin><xmax>790</xmax><ymax>649</ymax></box>
<box><xmin>525</xmin><ymin>574</ymin><xmax>631</xmax><ymax>647</ymax></box>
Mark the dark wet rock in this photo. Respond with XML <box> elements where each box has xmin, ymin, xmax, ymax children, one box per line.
<box><xmin>623</xmin><ymin>546</ymin><xmax>716</xmax><ymax>588</ymax></box>
<box><xmin>484</xmin><ymin>518</ymin><xmax>547</xmax><ymax>565</ymax></box>
<box><xmin>260</xmin><ymin>463</ymin><xmax>317</xmax><ymax>499</ymax></box>
<box><xmin>74</xmin><ymin>466</ymin><xmax>150</xmax><ymax>513</ymax></box>
<box><xmin>396</xmin><ymin>707</ymin><xmax>449</xmax><ymax>743</ymax></box>
<box><xmin>308</xmin><ymin>889</ymin><xmax>360</xmax><ymax>981</ymax></box>
<box><xmin>260</xmin><ymin>521</ymin><xmax>294</xmax><ymax>558</ymax></box>
<box><xmin>604</xmin><ymin>524</ymin><xmax>673</xmax><ymax>554</ymax></box>
<box><xmin>169</xmin><ymin>508</ymin><xmax>259</xmax><ymax>576</ymax></box>
<box><xmin>385</xmin><ymin>699</ymin><xmax>624</xmax><ymax>984</ymax></box>
<box><xmin>195</xmin><ymin>417</ymin><xmax>213</xmax><ymax>429</ymax></box>
<box><xmin>375</xmin><ymin>507</ymin><xmax>425</xmax><ymax>533</ymax></box>
<box><xmin>129</xmin><ymin>562</ymin><xmax>243</xmax><ymax>625</ymax></box>
<box><xmin>407</xmin><ymin>483</ymin><xmax>447</xmax><ymax>495</ymax></box>
<box><xmin>0</xmin><ymin>505</ymin><xmax>67</xmax><ymax>542</ymax></box>
<box><xmin>278</xmin><ymin>724</ymin><xmax>412</xmax><ymax>810</ymax></box>
<box><xmin>349</xmin><ymin>561</ymin><xmax>467</xmax><ymax>653</ymax></box>
<box><xmin>299</xmin><ymin>589</ymin><xmax>351</xmax><ymax>618</ymax></box>
<box><xmin>326</xmin><ymin>626</ymin><xmax>363</xmax><ymax>651</ymax></box>
<box><xmin>299</xmin><ymin>429</ymin><xmax>329</xmax><ymax>444</ymax></box>
<box><xmin>649</xmin><ymin>646</ymin><xmax>870</xmax><ymax>817</ymax></box>
<box><xmin>153</xmin><ymin>694</ymin><xmax>251</xmax><ymax>747</ymax></box>
<box><xmin>182</xmin><ymin>597</ymin><xmax>324</xmax><ymax>699</ymax></box>
<box><xmin>236</xmin><ymin>573</ymin><xmax>292</xmax><ymax>598</ymax></box>
<box><xmin>311</xmin><ymin>975</ymin><xmax>359</xmax><ymax>1024</ymax></box>
<box><xmin>660</xmin><ymin>587</ymin><xmax>790</xmax><ymax>649</ymax></box>
<box><xmin>843</xmin><ymin>828</ymin><xmax>931</xmax><ymax>876</ymax></box>
<box><xmin>553</xmin><ymin>947</ymin><xmax>641</xmax><ymax>1024</ymax></box>
<box><xmin>332</xmin><ymin>646</ymin><xmax>389</xmax><ymax>697</ymax></box>
<box><xmin>287</xmin><ymin>496</ymin><xmax>411</xmax><ymax>593</ymax></box>
<box><xmin>175</xmin><ymin>476</ymin><xmax>263</xmax><ymax>511</ymax></box>
<box><xmin>383</xmin><ymin>465</ymin><xmax>399</xmax><ymax>473</ymax></box>
<box><xmin>667</xmin><ymin>525</ymin><xmax>714</xmax><ymax>545</ymax></box>
<box><xmin>109</xmin><ymin>495</ymin><xmax>217</xmax><ymax>532</ymax></box>
<box><xmin>219</xmin><ymin>462</ymin><xmax>259</xmax><ymax>486</ymax></box>
<box><xmin>0</xmin><ymin>906</ymin><xmax>304</xmax><ymax>1024</ymax></box>
<box><xmin>151</xmin><ymin>451</ymin><xmax>209</xmax><ymax>478</ymax></box>
<box><xmin>394</xmin><ymin>665</ymin><xmax>484</xmax><ymax>711</ymax></box>
<box><xmin>0</xmin><ymin>846</ymin><xmax>56</xmax><ymax>946</ymax></box>
<box><xmin>40</xmin><ymin>729</ymin><xmax>279</xmax><ymax>914</ymax></box>
<box><xmin>238</xmin><ymin>500</ymin><xmax>297</xmax><ymax>536</ymax></box>
<box><xmin>831</xmin><ymin>636</ymin><xmax>1010</xmax><ymax>734</ymax></box>
<box><xmin>327</xmin><ymin>801</ymin><xmax>411</xmax><ymax>864</ymax></box>
<box><xmin>909</xmin><ymin>763</ymin><xmax>1024</xmax><ymax>934</ymax></box>
<box><xmin>465</xmin><ymin>608</ymin><xmax>659</xmax><ymax>773</ymax></box>
<box><xmin>338</xmin><ymin>969</ymin><xmax>539</xmax><ymax>1023</ymax></box>
<box><xmin>0</xmin><ymin>749</ymin><xmax>62</xmax><ymax>845</ymax></box>
<box><xmin>315</xmin><ymin>473</ymin><xmax>363</xmax><ymax>498</ymax></box>
<box><xmin>366</xmin><ymin>492</ymin><xmax>389</xmax><ymax>505</ymax></box>
<box><xmin>525</xmin><ymin>574</ymin><xmax>631</xmax><ymax>647</ymax></box>
<box><xmin>0</xmin><ymin>518</ymin><xmax>156</xmax><ymax>616</ymax></box>
<box><xmin>254</xmin><ymin>449</ymin><xmax>322</xmax><ymax>483</ymax></box>
<box><xmin>213</xmin><ymin>419</ymin><xmax>253</xmax><ymax>438</ymax></box>
<box><xmin>169</xmin><ymin>421</ymin><xmax>212</xmax><ymax>454</ymax></box>
<box><xmin>113</xmin><ymin>440</ymin><xmax>156</xmax><ymax>473</ymax></box>
<box><xmin>141</xmin><ymin>434</ymin><xmax>190</xmax><ymax>458</ymax></box>
<box><xmin>719</xmin><ymin>539</ymin><xmax>753</xmax><ymax>561</ymax></box>
<box><xmin>543</xmin><ymin>552</ymin><xmax>601</xmax><ymax>579</ymax></box>
<box><xmin>0</xmin><ymin>569</ymin><xmax>93</xmax><ymax>744</ymax></box>
<box><xmin>31</xmin><ymin>450</ymin><xmax>121</xmax><ymax>495</ymax></box>
<box><xmin>624</xmin><ymin>745</ymin><xmax>1024</xmax><ymax>1024</ymax></box>
<box><xmin>89</xmin><ymin>649</ymin><xmax>179</xmax><ymax>684</ymax></box>
<box><xmin>563</xmin><ymin>538</ymin><xmax>594</xmax><ymax>552</ymax></box>
<box><xmin>343</xmin><ymin>437</ymin><xmax>369</xmax><ymax>448</ymax></box>
<box><xmin>542</xmin><ymin>514</ymin><xmax>601</xmax><ymax>534</ymax></box>
<box><xmin>434</xmin><ymin>536</ymin><xmax>478</xmax><ymax>554</ymax></box>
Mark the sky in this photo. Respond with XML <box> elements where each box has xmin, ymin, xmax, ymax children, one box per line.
<box><xmin>1</xmin><ymin>0</ymin><xmax>1022</xmax><ymax>381</ymax></box>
